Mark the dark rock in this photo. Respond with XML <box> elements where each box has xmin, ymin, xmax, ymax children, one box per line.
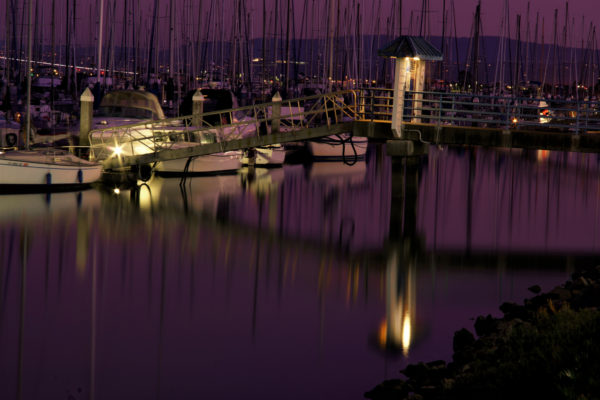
<box><xmin>442</xmin><ymin>378</ymin><xmax>455</xmax><ymax>391</ymax></box>
<box><xmin>564</xmin><ymin>280</ymin><xmax>574</xmax><ymax>289</ymax></box>
<box><xmin>576</xmin><ymin>276</ymin><xmax>590</xmax><ymax>287</ymax></box>
<box><xmin>571</xmin><ymin>288</ymin><xmax>600</xmax><ymax>309</ymax></box>
<box><xmin>367</xmin><ymin>269</ymin><xmax>600</xmax><ymax>400</ymax></box>
<box><xmin>550</xmin><ymin>287</ymin><xmax>572</xmax><ymax>301</ymax></box>
<box><xmin>364</xmin><ymin>379</ymin><xmax>407</xmax><ymax>399</ymax></box>
<box><xmin>527</xmin><ymin>294</ymin><xmax>551</xmax><ymax>310</ymax></box>
<box><xmin>585</xmin><ymin>267</ymin><xmax>600</xmax><ymax>280</ymax></box>
<box><xmin>547</xmin><ymin>291</ymin><xmax>561</xmax><ymax>300</ymax></box>
<box><xmin>453</xmin><ymin>328</ymin><xmax>475</xmax><ymax>353</ymax></box>
<box><xmin>402</xmin><ymin>363</ymin><xmax>430</xmax><ymax>381</ymax></box>
<box><xmin>474</xmin><ymin>314</ymin><xmax>498</xmax><ymax>337</ymax></box>
<box><xmin>419</xmin><ymin>385</ymin><xmax>439</xmax><ymax>397</ymax></box>
<box><xmin>499</xmin><ymin>301</ymin><xmax>528</xmax><ymax>319</ymax></box>
<box><xmin>426</xmin><ymin>360</ymin><xmax>446</xmax><ymax>369</ymax></box>
<box><xmin>528</xmin><ymin>284</ymin><xmax>541</xmax><ymax>294</ymax></box>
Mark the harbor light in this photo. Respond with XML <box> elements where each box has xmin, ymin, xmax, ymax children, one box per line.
<box><xmin>111</xmin><ymin>145</ymin><xmax>123</xmax><ymax>157</ymax></box>
<box><xmin>113</xmin><ymin>188</ymin><xmax>120</xmax><ymax>195</ymax></box>
<box><xmin>378</xmin><ymin>36</ymin><xmax>443</xmax><ymax>138</ymax></box>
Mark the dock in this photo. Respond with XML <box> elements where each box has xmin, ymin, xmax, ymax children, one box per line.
<box><xmin>86</xmin><ymin>88</ymin><xmax>600</xmax><ymax>172</ymax></box>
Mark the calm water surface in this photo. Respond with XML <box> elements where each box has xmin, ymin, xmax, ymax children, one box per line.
<box><xmin>1</xmin><ymin>145</ymin><xmax>599</xmax><ymax>399</ymax></box>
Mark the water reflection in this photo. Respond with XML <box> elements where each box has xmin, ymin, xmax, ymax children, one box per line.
<box><xmin>419</xmin><ymin>147</ymin><xmax>600</xmax><ymax>253</ymax></box>
<box><xmin>0</xmin><ymin>190</ymin><xmax>100</xmax><ymax>222</ymax></box>
<box><xmin>1</xmin><ymin>145</ymin><xmax>599</xmax><ymax>399</ymax></box>
<box><xmin>377</xmin><ymin>247</ymin><xmax>416</xmax><ymax>357</ymax></box>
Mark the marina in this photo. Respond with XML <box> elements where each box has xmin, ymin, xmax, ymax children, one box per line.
<box><xmin>1</xmin><ymin>0</ymin><xmax>600</xmax><ymax>399</ymax></box>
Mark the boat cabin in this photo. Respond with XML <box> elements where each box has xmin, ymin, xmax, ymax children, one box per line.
<box><xmin>97</xmin><ymin>90</ymin><xmax>165</xmax><ymax>121</ymax></box>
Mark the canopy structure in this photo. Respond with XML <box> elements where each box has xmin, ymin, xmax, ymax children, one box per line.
<box><xmin>378</xmin><ymin>37</ymin><xmax>443</xmax><ymax>138</ymax></box>
<box><xmin>378</xmin><ymin>36</ymin><xmax>442</xmax><ymax>61</ymax></box>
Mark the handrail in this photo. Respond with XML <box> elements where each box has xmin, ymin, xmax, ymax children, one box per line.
<box><xmin>89</xmin><ymin>88</ymin><xmax>600</xmax><ymax>169</ymax></box>
<box><xmin>356</xmin><ymin>89</ymin><xmax>600</xmax><ymax>132</ymax></box>
<box><xmin>89</xmin><ymin>90</ymin><xmax>361</xmax><ymax>167</ymax></box>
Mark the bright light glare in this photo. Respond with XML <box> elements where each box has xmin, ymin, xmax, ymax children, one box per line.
<box><xmin>113</xmin><ymin>188</ymin><xmax>121</xmax><ymax>195</ymax></box>
<box><xmin>402</xmin><ymin>314</ymin><xmax>412</xmax><ymax>356</ymax></box>
<box><xmin>112</xmin><ymin>146</ymin><xmax>123</xmax><ymax>157</ymax></box>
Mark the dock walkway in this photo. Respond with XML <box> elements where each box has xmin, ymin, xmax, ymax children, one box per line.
<box><xmin>89</xmin><ymin>89</ymin><xmax>600</xmax><ymax>171</ymax></box>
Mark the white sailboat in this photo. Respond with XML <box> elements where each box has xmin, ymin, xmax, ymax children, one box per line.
<box><xmin>307</xmin><ymin>134</ymin><xmax>368</xmax><ymax>161</ymax></box>
<box><xmin>89</xmin><ymin>89</ymin><xmax>243</xmax><ymax>175</ymax></box>
<box><xmin>0</xmin><ymin>0</ymin><xmax>102</xmax><ymax>189</ymax></box>
<box><xmin>0</xmin><ymin>149</ymin><xmax>102</xmax><ymax>187</ymax></box>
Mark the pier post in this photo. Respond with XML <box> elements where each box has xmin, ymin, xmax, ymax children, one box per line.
<box><xmin>79</xmin><ymin>88</ymin><xmax>94</xmax><ymax>156</ymax></box>
<box><xmin>391</xmin><ymin>58</ymin><xmax>409</xmax><ymax>138</ymax></box>
<box><xmin>271</xmin><ymin>91</ymin><xmax>282</xmax><ymax>134</ymax></box>
<box><xmin>192</xmin><ymin>89</ymin><xmax>204</xmax><ymax>127</ymax></box>
<box><xmin>412</xmin><ymin>61</ymin><xmax>425</xmax><ymax>123</ymax></box>
<box><xmin>379</xmin><ymin>37</ymin><xmax>442</xmax><ymax>137</ymax></box>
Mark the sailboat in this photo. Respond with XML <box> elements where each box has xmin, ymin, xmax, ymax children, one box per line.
<box><xmin>0</xmin><ymin>0</ymin><xmax>102</xmax><ymax>189</ymax></box>
<box><xmin>89</xmin><ymin>89</ymin><xmax>244</xmax><ymax>175</ymax></box>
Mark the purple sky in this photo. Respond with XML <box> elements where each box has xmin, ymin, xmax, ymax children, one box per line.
<box><xmin>1</xmin><ymin>0</ymin><xmax>597</xmax><ymax>47</ymax></box>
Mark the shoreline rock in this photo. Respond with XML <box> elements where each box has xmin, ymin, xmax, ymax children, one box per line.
<box><xmin>365</xmin><ymin>266</ymin><xmax>600</xmax><ymax>400</ymax></box>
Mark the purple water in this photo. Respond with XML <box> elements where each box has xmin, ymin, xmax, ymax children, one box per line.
<box><xmin>0</xmin><ymin>145</ymin><xmax>596</xmax><ymax>399</ymax></box>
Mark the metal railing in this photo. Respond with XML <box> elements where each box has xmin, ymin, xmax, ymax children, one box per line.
<box><xmin>89</xmin><ymin>88</ymin><xmax>600</xmax><ymax>168</ymax></box>
<box><xmin>89</xmin><ymin>90</ymin><xmax>360</xmax><ymax>166</ymax></box>
<box><xmin>357</xmin><ymin>89</ymin><xmax>600</xmax><ymax>133</ymax></box>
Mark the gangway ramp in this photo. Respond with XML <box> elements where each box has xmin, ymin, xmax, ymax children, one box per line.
<box><xmin>90</xmin><ymin>91</ymin><xmax>360</xmax><ymax>171</ymax></box>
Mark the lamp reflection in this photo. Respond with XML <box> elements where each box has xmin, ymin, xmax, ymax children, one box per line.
<box><xmin>377</xmin><ymin>247</ymin><xmax>416</xmax><ymax>356</ymax></box>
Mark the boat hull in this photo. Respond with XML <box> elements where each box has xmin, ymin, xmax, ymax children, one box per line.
<box><xmin>241</xmin><ymin>145</ymin><xmax>286</xmax><ymax>166</ymax></box>
<box><xmin>155</xmin><ymin>151</ymin><xmax>242</xmax><ymax>175</ymax></box>
<box><xmin>308</xmin><ymin>135</ymin><xmax>368</xmax><ymax>161</ymax></box>
<box><xmin>0</xmin><ymin>150</ymin><xmax>102</xmax><ymax>188</ymax></box>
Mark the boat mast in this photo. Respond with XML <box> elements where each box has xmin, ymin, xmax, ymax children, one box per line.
<box><xmin>71</xmin><ymin>0</ymin><xmax>78</xmax><ymax>97</ymax></box>
<box><xmin>524</xmin><ymin>3</ymin><xmax>530</xmax><ymax>83</ymax></box>
<box><xmin>169</xmin><ymin>0</ymin><xmax>175</xmax><ymax>80</ymax></box>
<box><xmin>26</xmin><ymin>0</ymin><xmax>32</xmax><ymax>150</ymax></box>
<box><xmin>65</xmin><ymin>0</ymin><xmax>70</xmax><ymax>91</ymax></box>
<box><xmin>285</xmin><ymin>0</ymin><xmax>292</xmax><ymax>94</ymax></box>
<box><xmin>451</xmin><ymin>0</ymin><xmax>460</xmax><ymax>83</ymax></box>
<box><xmin>561</xmin><ymin>2</ymin><xmax>569</xmax><ymax>95</ymax></box>
<box><xmin>3</xmin><ymin>1</ymin><xmax>7</xmax><ymax>81</ymax></box>
<box><xmin>51</xmin><ymin>0</ymin><xmax>55</xmax><ymax>113</ymax></box>
<box><xmin>532</xmin><ymin>12</ymin><xmax>539</xmax><ymax>82</ymax></box>
<box><xmin>327</xmin><ymin>0</ymin><xmax>335</xmax><ymax>91</ymax></box>
<box><xmin>146</xmin><ymin>0</ymin><xmax>159</xmax><ymax>85</ymax></box>
<box><xmin>471</xmin><ymin>1</ymin><xmax>480</xmax><ymax>92</ymax></box>
<box><xmin>107</xmin><ymin>0</ymin><xmax>116</xmax><ymax>87</ymax></box>
<box><xmin>514</xmin><ymin>14</ymin><xmax>521</xmax><ymax>97</ymax></box>
<box><xmin>440</xmin><ymin>0</ymin><xmax>446</xmax><ymax>80</ymax></box>
<box><xmin>97</xmin><ymin>0</ymin><xmax>105</xmax><ymax>83</ymax></box>
<box><xmin>551</xmin><ymin>9</ymin><xmax>558</xmax><ymax>96</ymax></box>
<box><xmin>262</xmin><ymin>0</ymin><xmax>266</xmax><ymax>96</ymax></box>
<box><xmin>33</xmin><ymin>0</ymin><xmax>39</xmax><ymax>66</ymax></box>
<box><xmin>121</xmin><ymin>0</ymin><xmax>128</xmax><ymax>75</ymax></box>
<box><xmin>133</xmin><ymin>0</ymin><xmax>138</xmax><ymax>87</ymax></box>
